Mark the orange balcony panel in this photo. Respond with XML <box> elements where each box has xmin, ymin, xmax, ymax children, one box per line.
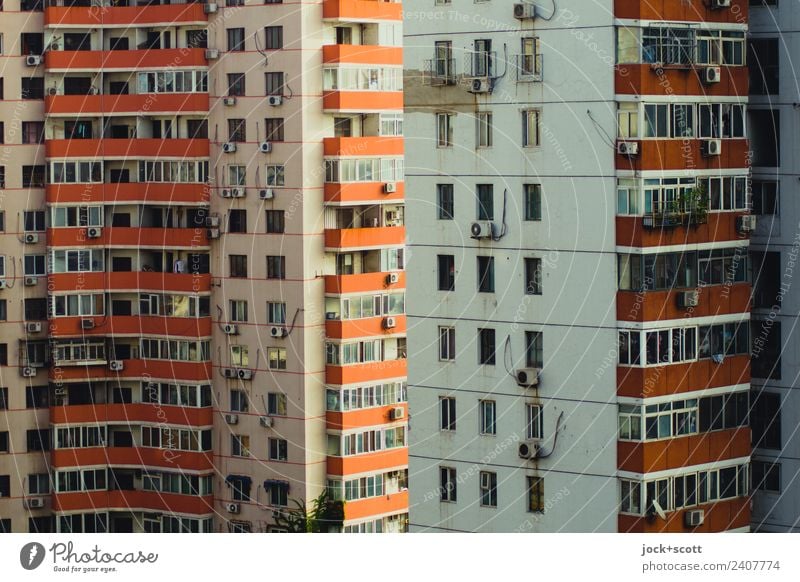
<box><xmin>327</xmin><ymin>403</ymin><xmax>408</xmax><ymax>431</ymax></box>
<box><xmin>326</xmin><ymin>359</ymin><xmax>407</xmax><ymax>385</ymax></box>
<box><xmin>617</xmin><ymin>355</ymin><xmax>750</xmax><ymax>399</ymax></box>
<box><xmin>323</xmin><ymin>0</ymin><xmax>403</xmax><ymax>22</ymax></box>
<box><xmin>616</xmin><ymin>212</ymin><xmax>751</xmax><ymax>247</ymax></box>
<box><xmin>45</xmin><ymin>48</ymin><xmax>208</xmax><ymax>71</ymax></box>
<box><xmin>618</xmin><ymin>427</ymin><xmax>750</xmax><ymax>473</ymax></box>
<box><xmin>616</xmin><ymin>139</ymin><xmax>748</xmax><ymax>172</ymax></box>
<box><xmin>48</xmin><ymin>272</ymin><xmax>211</xmax><ymax>294</ymax></box>
<box><xmin>324</xmin><ymin>271</ymin><xmax>405</xmax><ymax>294</ymax></box>
<box><xmin>617</xmin><ymin>284</ymin><xmax>751</xmax><ymax>322</ymax></box>
<box><xmin>51</xmin><ymin>447</ymin><xmax>213</xmax><ymax>472</ymax></box>
<box><xmin>45</xmin><ymin>93</ymin><xmax>209</xmax><ymax>116</ymax></box>
<box><xmin>327</xmin><ymin>447</ymin><xmax>407</xmax><ymax>476</ymax></box>
<box><xmin>47</xmin><ymin>182</ymin><xmax>209</xmax><ymax>205</ymax></box>
<box><xmin>48</xmin><ymin>315</ymin><xmax>212</xmax><ymax>338</ymax></box>
<box><xmin>46</xmin><ymin>138</ymin><xmax>209</xmax><ymax>159</ymax></box>
<box><xmin>323</xmin><ymin>136</ymin><xmax>403</xmax><ymax>157</ymax></box>
<box><xmin>325</xmin><ymin>226</ymin><xmax>405</xmax><ymax>250</ymax></box>
<box><xmin>614</xmin><ymin>0</ymin><xmax>748</xmax><ymax>23</ymax></box>
<box><xmin>53</xmin><ymin>490</ymin><xmax>213</xmax><ymax>515</ymax></box>
<box><xmin>616</xmin><ymin>65</ymin><xmax>749</xmax><ymax>98</ymax></box>
<box><xmin>47</xmin><ymin>227</ymin><xmax>209</xmax><ymax>249</ymax></box>
<box><xmin>50</xmin><ymin>359</ymin><xmax>213</xmax><ymax>384</ymax></box>
<box><xmin>322</xmin><ymin>44</ymin><xmax>403</xmax><ymax>66</ymax></box>
<box><xmin>619</xmin><ymin>497</ymin><xmax>749</xmax><ymax>533</ymax></box>
<box><xmin>343</xmin><ymin>490</ymin><xmax>408</xmax><ymax>521</ymax></box>
<box><xmin>326</xmin><ymin>315</ymin><xmax>406</xmax><ymax>340</ymax></box>
<box><xmin>45</xmin><ymin>5</ymin><xmax>208</xmax><ymax>27</ymax></box>
<box><xmin>51</xmin><ymin>403</ymin><xmax>213</xmax><ymax>427</ymax></box>
<box><xmin>324</xmin><ymin>182</ymin><xmax>404</xmax><ymax>204</ymax></box>
<box><xmin>322</xmin><ymin>91</ymin><xmax>402</xmax><ymax>112</ymax></box>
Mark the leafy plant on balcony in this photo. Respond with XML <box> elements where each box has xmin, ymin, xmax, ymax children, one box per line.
<box><xmin>271</xmin><ymin>489</ymin><xmax>345</xmax><ymax>533</ymax></box>
<box><xmin>681</xmin><ymin>183</ymin><xmax>708</xmax><ymax>225</ymax></box>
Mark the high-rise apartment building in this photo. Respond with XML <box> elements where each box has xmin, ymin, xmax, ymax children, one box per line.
<box><xmin>748</xmin><ymin>1</ymin><xmax>799</xmax><ymax>532</ymax></box>
<box><xmin>0</xmin><ymin>0</ymin><xmax>407</xmax><ymax>533</ymax></box>
<box><xmin>406</xmin><ymin>0</ymin><xmax>752</xmax><ymax>532</ymax></box>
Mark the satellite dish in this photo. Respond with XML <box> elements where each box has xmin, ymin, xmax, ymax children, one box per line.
<box><xmin>652</xmin><ymin>498</ymin><xmax>667</xmax><ymax>521</ymax></box>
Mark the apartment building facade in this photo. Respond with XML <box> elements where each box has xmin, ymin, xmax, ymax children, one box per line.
<box><xmin>748</xmin><ymin>0</ymin><xmax>800</xmax><ymax>532</ymax></box>
<box><xmin>0</xmin><ymin>0</ymin><xmax>407</xmax><ymax>534</ymax></box>
<box><xmin>406</xmin><ymin>0</ymin><xmax>752</xmax><ymax>532</ymax></box>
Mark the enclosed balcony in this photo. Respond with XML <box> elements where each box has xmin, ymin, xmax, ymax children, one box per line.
<box><xmin>45</xmin><ymin>48</ymin><xmax>208</xmax><ymax>71</ymax></box>
<box><xmin>45</xmin><ymin>138</ymin><xmax>209</xmax><ymax>159</ymax></box>
<box><xmin>322</xmin><ymin>0</ymin><xmax>402</xmax><ymax>22</ymax></box>
<box><xmin>45</xmin><ymin>0</ymin><xmax>208</xmax><ymax>28</ymax></box>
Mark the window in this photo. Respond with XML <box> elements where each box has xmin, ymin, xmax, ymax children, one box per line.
<box><xmin>524</xmin><ymin>258</ymin><xmax>542</xmax><ymax>295</ymax></box>
<box><xmin>477</xmin><ymin>184</ymin><xmax>493</xmax><ymax>220</ymax></box>
<box><xmin>24</xmin><ymin>298</ymin><xmax>47</xmax><ymax>320</ymax></box>
<box><xmin>228</xmin><ymin>119</ymin><xmax>246</xmax><ymax>142</ymax></box>
<box><xmin>440</xmin><ymin>397</ymin><xmax>456</xmax><ymax>431</ymax></box>
<box><xmin>228</xmin><ymin>476</ymin><xmax>251</xmax><ymax>501</ymax></box>
<box><xmin>479</xmin><ymin>328</ymin><xmax>496</xmax><ymax>365</ymax></box>
<box><xmin>644</xmin><ymin>104</ymin><xmax>669</xmax><ymax>138</ymax></box>
<box><xmin>230</xmin><ymin>390</ymin><xmax>248</xmax><ymax>413</ymax></box>
<box><xmin>23</xmin><ymin>165</ymin><xmax>45</xmax><ymax>188</ymax></box>
<box><xmin>751</xmin><ymin>390</ymin><xmax>781</xmax><ymax>450</ymax></box>
<box><xmin>267</xmin><ymin>393</ymin><xmax>287</xmax><ymax>416</ymax></box>
<box><xmin>617</xmin><ymin>102</ymin><xmax>639</xmax><ymax>138</ymax></box>
<box><xmin>229</xmin><ymin>300</ymin><xmax>248</xmax><ymax>323</ymax></box>
<box><xmin>264</xmin><ymin>26</ymin><xmax>283</xmax><ymax>50</ymax></box>
<box><xmin>476</xmin><ymin>111</ymin><xmax>492</xmax><ymax>147</ymax></box>
<box><xmin>752</xmin><ymin>460</ymin><xmax>780</xmax><ymax>492</ymax></box>
<box><xmin>477</xmin><ymin>256</ymin><xmax>494</xmax><ymax>293</ymax></box>
<box><xmin>752</xmin><ymin>180</ymin><xmax>779</xmax><ymax>216</ymax></box>
<box><xmin>436</xmin><ymin>112</ymin><xmax>453</xmax><ymax>147</ymax></box>
<box><xmin>265</xmin><ymin>72</ymin><xmax>284</xmax><ymax>96</ymax></box>
<box><xmin>437</xmin><ymin>184</ymin><xmax>454</xmax><ymax>219</ymax></box>
<box><xmin>524</xmin><ymin>184</ymin><xmax>542</xmax><ymax>221</ymax></box>
<box><xmin>26</xmin><ymin>385</ymin><xmax>48</xmax><ymax>409</ymax></box>
<box><xmin>23</xmin><ymin>211</ymin><xmax>45</xmax><ymax>232</ymax></box>
<box><xmin>479</xmin><ymin>400</ymin><xmax>496</xmax><ymax>435</ymax></box>
<box><xmin>268</xmin><ymin>347</ymin><xmax>287</xmax><ymax>370</ymax></box>
<box><xmin>230</xmin><ymin>255</ymin><xmax>248</xmax><ymax>278</ymax></box>
<box><xmin>266</xmin><ymin>164</ymin><xmax>285</xmax><ymax>186</ymax></box>
<box><xmin>439</xmin><ymin>327</ymin><xmax>456</xmax><ymax>361</ymax></box>
<box><xmin>269</xmin><ymin>438</ymin><xmax>288</xmax><ymax>461</ymax></box>
<box><xmin>264</xmin><ymin>118</ymin><xmax>284</xmax><ymax>142</ymax></box>
<box><xmin>24</xmin><ymin>255</ymin><xmax>45</xmax><ymax>276</ymax></box>
<box><xmin>0</xmin><ymin>388</ymin><xmax>7</xmax><ymax>410</ymax></box>
<box><xmin>230</xmin><ymin>345</ymin><xmax>248</xmax><ymax>367</ymax></box>
<box><xmin>0</xmin><ymin>431</ymin><xmax>8</xmax><ymax>453</ymax></box>
<box><xmin>525</xmin><ymin>331</ymin><xmax>543</xmax><ymax>368</ymax></box>
<box><xmin>267</xmin><ymin>302</ymin><xmax>286</xmax><ymax>325</ymax></box>
<box><xmin>620</xmin><ymin>479</ymin><xmax>641</xmax><ymax>514</ymax></box>
<box><xmin>440</xmin><ymin>467</ymin><xmax>457</xmax><ymax>502</ymax></box>
<box><xmin>231</xmin><ymin>434</ymin><xmax>250</xmax><ymax>457</ymax></box>
<box><xmin>522</xmin><ymin>109</ymin><xmax>540</xmax><ymax>147</ymax></box>
<box><xmin>0</xmin><ymin>476</ymin><xmax>10</xmax><ymax>498</ymax></box>
<box><xmin>29</xmin><ymin>473</ymin><xmax>49</xmax><ymax>495</ymax></box>
<box><xmin>265</xmin><ymin>210</ymin><xmax>285</xmax><ymax>233</ymax></box>
<box><xmin>268</xmin><ymin>482</ymin><xmax>289</xmax><ymax>506</ymax></box>
<box><xmin>526</xmin><ymin>404</ymin><xmax>543</xmax><ymax>439</ymax></box>
<box><xmin>266</xmin><ymin>256</ymin><xmax>286</xmax><ymax>279</ymax></box>
<box><xmin>227</xmin><ymin>28</ymin><xmax>245</xmax><ymax>52</ymax></box>
<box><xmin>527</xmin><ymin>476</ymin><xmax>544</xmax><ymax>512</ymax></box>
<box><xmin>0</xmin><ymin>167</ymin><xmax>4</xmax><ymax>188</ymax></box>
<box><xmin>27</xmin><ymin>429</ymin><xmax>49</xmax><ymax>452</ymax></box>
<box><xmin>437</xmin><ymin>255</ymin><xmax>455</xmax><ymax>291</ymax></box>
<box><xmin>228</xmin><ymin>209</ymin><xmax>247</xmax><ymax>233</ymax></box>
<box><xmin>749</xmin><ymin>38</ymin><xmax>779</xmax><ymax>95</ymax></box>
<box><xmin>227</xmin><ymin>73</ymin><xmax>245</xmax><ymax>96</ymax></box>
<box><xmin>0</xmin><ymin>301</ymin><xmax>5</xmax><ymax>321</ymax></box>
<box><xmin>618</xmin><ymin>404</ymin><xmax>642</xmax><ymax>440</ymax></box>
<box><xmin>479</xmin><ymin>471</ymin><xmax>497</xmax><ymax>507</ymax></box>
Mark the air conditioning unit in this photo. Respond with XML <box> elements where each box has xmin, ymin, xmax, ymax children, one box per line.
<box><xmin>617</xmin><ymin>141</ymin><xmax>639</xmax><ymax>156</ymax></box>
<box><xmin>222</xmin><ymin>142</ymin><xmax>237</xmax><ymax>154</ymax></box>
<box><xmin>386</xmin><ymin>272</ymin><xmax>400</xmax><ymax>284</ymax></box>
<box><xmin>223</xmin><ymin>368</ymin><xmax>237</xmax><ymax>379</ymax></box>
<box><xmin>237</xmin><ymin>368</ymin><xmax>253</xmax><ymax>380</ymax></box>
<box><xmin>0</xmin><ymin>280</ymin><xmax>6</xmax><ymax>289</ymax></box>
<box><xmin>87</xmin><ymin>227</ymin><xmax>102</xmax><ymax>239</ymax></box>
<box><xmin>703</xmin><ymin>66</ymin><xmax>721</xmax><ymax>84</ymax></box>
<box><xmin>710</xmin><ymin>0</ymin><xmax>731</xmax><ymax>8</ymax></box>
<box><xmin>204</xmin><ymin>49</ymin><xmax>220</xmax><ymax>60</ymax></box>
<box><xmin>204</xmin><ymin>2</ymin><xmax>218</xmax><ymax>13</ymax></box>
<box><xmin>231</xmin><ymin>187</ymin><xmax>245</xmax><ymax>198</ymax></box>
<box><xmin>26</xmin><ymin>55</ymin><xmax>42</xmax><ymax>67</ymax></box>
<box><xmin>24</xmin><ymin>497</ymin><xmax>45</xmax><ymax>509</ymax></box>
<box><xmin>518</xmin><ymin>442</ymin><xmax>541</xmax><ymax>459</ymax></box>
<box><xmin>26</xmin><ymin>322</ymin><xmax>42</xmax><ymax>333</ymax></box>
<box><xmin>268</xmin><ymin>95</ymin><xmax>282</xmax><ymax>106</ymax></box>
<box><xmin>206</xmin><ymin>216</ymin><xmax>220</xmax><ymax>228</ymax></box>
<box><xmin>702</xmin><ymin>139</ymin><xmax>722</xmax><ymax>156</ymax></box>
<box><xmin>383</xmin><ymin>182</ymin><xmax>397</xmax><ymax>194</ymax></box>
<box><xmin>223</xmin><ymin>96</ymin><xmax>237</xmax><ymax>106</ymax></box>
<box><xmin>81</xmin><ymin>318</ymin><xmax>95</xmax><ymax>329</ymax></box>
<box><xmin>226</xmin><ymin>502</ymin><xmax>240</xmax><ymax>514</ymax></box>
<box><xmin>221</xmin><ymin>189</ymin><xmax>232</xmax><ymax>198</ymax></box>
<box><xmin>24</xmin><ymin>277</ymin><xmax>38</xmax><ymax>286</ymax></box>
<box><xmin>259</xmin><ymin>189</ymin><xmax>274</xmax><ymax>200</ymax></box>
<box><xmin>515</xmin><ymin>368</ymin><xmax>540</xmax><ymax>387</ymax></box>
<box><xmin>513</xmin><ymin>3</ymin><xmax>536</xmax><ymax>19</ymax></box>
<box><xmin>207</xmin><ymin>228</ymin><xmax>220</xmax><ymax>239</ymax></box>
<box><xmin>383</xmin><ymin>316</ymin><xmax>397</xmax><ymax>329</ymax></box>
<box><xmin>21</xmin><ymin>367</ymin><xmax>36</xmax><ymax>378</ymax></box>
<box><xmin>24</xmin><ymin>233</ymin><xmax>39</xmax><ymax>244</ymax></box>
<box><xmin>259</xmin><ymin>142</ymin><xmax>272</xmax><ymax>153</ymax></box>
<box><xmin>470</xmin><ymin>78</ymin><xmax>491</xmax><ymax>94</ymax></box>
<box><xmin>684</xmin><ymin>509</ymin><xmax>705</xmax><ymax>527</ymax></box>
<box><xmin>737</xmin><ymin>214</ymin><xmax>757</xmax><ymax>233</ymax></box>
<box><xmin>389</xmin><ymin>406</ymin><xmax>404</xmax><ymax>420</ymax></box>
<box><xmin>259</xmin><ymin>416</ymin><xmax>274</xmax><ymax>428</ymax></box>
<box><xmin>222</xmin><ymin>324</ymin><xmax>239</xmax><ymax>335</ymax></box>
<box><xmin>677</xmin><ymin>290</ymin><xmax>700</xmax><ymax>308</ymax></box>
<box><xmin>224</xmin><ymin>413</ymin><xmax>239</xmax><ymax>425</ymax></box>
<box><xmin>109</xmin><ymin>360</ymin><xmax>124</xmax><ymax>371</ymax></box>
<box><xmin>470</xmin><ymin>221</ymin><xmax>494</xmax><ymax>239</ymax></box>
<box><xmin>270</xmin><ymin>326</ymin><xmax>288</xmax><ymax>338</ymax></box>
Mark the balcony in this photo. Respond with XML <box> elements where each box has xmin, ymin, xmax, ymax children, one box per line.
<box><xmin>324</xmin><ymin>181</ymin><xmax>404</xmax><ymax>204</ymax></box>
<box><xmin>48</xmin><ymin>315</ymin><xmax>212</xmax><ymax>338</ymax></box>
<box><xmin>48</xmin><ymin>272</ymin><xmax>211</xmax><ymax>294</ymax></box>
<box><xmin>324</xmin><ymin>271</ymin><xmax>405</xmax><ymax>294</ymax></box>
<box><xmin>325</xmin><ymin>314</ymin><xmax>406</xmax><ymax>340</ymax></box>
<box><xmin>45</xmin><ymin>3</ymin><xmax>208</xmax><ymax>27</ymax></box>
<box><xmin>45</xmin><ymin>48</ymin><xmax>208</xmax><ymax>71</ymax></box>
<box><xmin>326</xmin><ymin>403</ymin><xmax>408</xmax><ymax>431</ymax></box>
<box><xmin>45</xmin><ymin>93</ymin><xmax>209</xmax><ymax>116</ymax></box>
<box><xmin>52</xmin><ymin>490</ymin><xmax>213</xmax><ymax>515</ymax></box>
<box><xmin>50</xmin><ymin>358</ymin><xmax>213</xmax><ymax>383</ymax></box>
<box><xmin>619</xmin><ymin>497</ymin><xmax>749</xmax><ymax>533</ymax></box>
<box><xmin>617</xmin><ymin>283</ymin><xmax>751</xmax><ymax>322</ymax></box>
<box><xmin>324</xmin><ymin>226</ymin><xmax>405</xmax><ymax>250</ymax></box>
<box><xmin>322</xmin><ymin>0</ymin><xmax>402</xmax><ymax>22</ymax></box>
<box><xmin>47</xmin><ymin>182</ymin><xmax>210</xmax><ymax>205</ymax></box>
<box><xmin>327</xmin><ymin>447</ymin><xmax>407</xmax><ymax>476</ymax></box>
<box><xmin>343</xmin><ymin>490</ymin><xmax>408</xmax><ymax>522</ymax></box>
<box><xmin>322</xmin><ymin>44</ymin><xmax>402</xmax><ymax>66</ymax></box>
<box><xmin>322</xmin><ymin>91</ymin><xmax>403</xmax><ymax>112</ymax></box>
<box><xmin>46</xmin><ymin>138</ymin><xmax>209</xmax><ymax>159</ymax></box>
<box><xmin>615</xmin><ymin>139</ymin><xmax>749</xmax><ymax>172</ymax></box>
<box><xmin>51</xmin><ymin>446</ymin><xmax>213</xmax><ymax>472</ymax></box>
<box><xmin>47</xmin><ymin>226</ymin><xmax>210</xmax><ymax>249</ymax></box>
<box><xmin>616</xmin><ymin>64</ymin><xmax>749</xmax><ymax>98</ymax></box>
<box><xmin>326</xmin><ymin>358</ymin><xmax>407</xmax><ymax>385</ymax></box>
<box><xmin>617</xmin><ymin>211</ymin><xmax>750</xmax><ymax>247</ymax></box>
<box><xmin>323</xmin><ymin>136</ymin><xmax>403</xmax><ymax>158</ymax></box>
<box><xmin>50</xmin><ymin>402</ymin><xmax>213</xmax><ymax>426</ymax></box>
<box><xmin>614</xmin><ymin>0</ymin><xmax>748</xmax><ymax>23</ymax></box>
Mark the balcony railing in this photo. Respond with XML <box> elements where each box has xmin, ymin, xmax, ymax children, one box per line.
<box><xmin>463</xmin><ymin>51</ymin><xmax>496</xmax><ymax>78</ymax></box>
<box><xmin>423</xmin><ymin>58</ymin><xmax>457</xmax><ymax>86</ymax></box>
<box><xmin>642</xmin><ymin>201</ymin><xmax>708</xmax><ymax>229</ymax></box>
